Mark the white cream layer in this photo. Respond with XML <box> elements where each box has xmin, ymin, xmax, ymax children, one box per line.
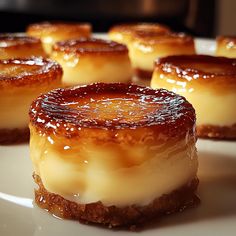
<box><xmin>30</xmin><ymin>132</ymin><xmax>198</xmax><ymax>207</ymax></box>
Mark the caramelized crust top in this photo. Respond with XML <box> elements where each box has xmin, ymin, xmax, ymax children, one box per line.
<box><xmin>29</xmin><ymin>83</ymin><xmax>196</xmax><ymax>138</ymax></box>
<box><xmin>0</xmin><ymin>34</ymin><xmax>41</xmax><ymax>48</ymax></box>
<box><xmin>52</xmin><ymin>38</ymin><xmax>128</xmax><ymax>55</ymax></box>
<box><xmin>0</xmin><ymin>57</ymin><xmax>62</xmax><ymax>88</ymax></box>
<box><xmin>133</xmin><ymin>32</ymin><xmax>194</xmax><ymax>45</ymax></box>
<box><xmin>109</xmin><ymin>23</ymin><xmax>170</xmax><ymax>37</ymax></box>
<box><xmin>27</xmin><ymin>22</ymin><xmax>91</xmax><ymax>36</ymax></box>
<box><xmin>155</xmin><ymin>55</ymin><xmax>236</xmax><ymax>86</ymax></box>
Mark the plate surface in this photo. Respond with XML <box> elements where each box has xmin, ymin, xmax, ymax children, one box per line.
<box><xmin>1</xmin><ymin>38</ymin><xmax>236</xmax><ymax>236</ymax></box>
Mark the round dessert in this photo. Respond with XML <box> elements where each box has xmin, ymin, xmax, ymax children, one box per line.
<box><xmin>151</xmin><ymin>55</ymin><xmax>236</xmax><ymax>139</ymax></box>
<box><xmin>27</xmin><ymin>22</ymin><xmax>91</xmax><ymax>54</ymax></box>
<box><xmin>0</xmin><ymin>57</ymin><xmax>62</xmax><ymax>144</ymax></box>
<box><xmin>29</xmin><ymin>83</ymin><xmax>199</xmax><ymax>228</ymax></box>
<box><xmin>108</xmin><ymin>23</ymin><xmax>170</xmax><ymax>46</ymax></box>
<box><xmin>0</xmin><ymin>34</ymin><xmax>46</xmax><ymax>59</ymax></box>
<box><xmin>51</xmin><ymin>38</ymin><xmax>132</xmax><ymax>86</ymax></box>
<box><xmin>216</xmin><ymin>36</ymin><xmax>236</xmax><ymax>58</ymax></box>
<box><xmin>129</xmin><ymin>33</ymin><xmax>196</xmax><ymax>80</ymax></box>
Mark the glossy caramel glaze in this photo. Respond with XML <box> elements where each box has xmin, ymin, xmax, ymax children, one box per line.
<box><xmin>0</xmin><ymin>34</ymin><xmax>46</xmax><ymax>59</ymax></box>
<box><xmin>0</xmin><ymin>57</ymin><xmax>63</xmax><ymax>88</ymax></box>
<box><xmin>27</xmin><ymin>22</ymin><xmax>91</xmax><ymax>37</ymax></box>
<box><xmin>0</xmin><ymin>35</ymin><xmax>41</xmax><ymax>48</ymax></box>
<box><xmin>133</xmin><ymin>32</ymin><xmax>194</xmax><ymax>47</ymax></box>
<box><xmin>53</xmin><ymin>38</ymin><xmax>128</xmax><ymax>56</ymax></box>
<box><xmin>154</xmin><ymin>55</ymin><xmax>236</xmax><ymax>92</ymax></box>
<box><xmin>108</xmin><ymin>23</ymin><xmax>170</xmax><ymax>44</ymax></box>
<box><xmin>29</xmin><ymin>83</ymin><xmax>196</xmax><ymax>138</ymax></box>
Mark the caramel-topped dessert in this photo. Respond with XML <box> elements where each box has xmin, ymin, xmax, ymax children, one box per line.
<box><xmin>0</xmin><ymin>57</ymin><xmax>62</xmax><ymax>144</ymax></box>
<box><xmin>216</xmin><ymin>36</ymin><xmax>236</xmax><ymax>58</ymax></box>
<box><xmin>151</xmin><ymin>55</ymin><xmax>236</xmax><ymax>139</ymax></box>
<box><xmin>108</xmin><ymin>23</ymin><xmax>170</xmax><ymax>46</ymax></box>
<box><xmin>27</xmin><ymin>22</ymin><xmax>91</xmax><ymax>54</ymax></box>
<box><xmin>0</xmin><ymin>34</ymin><xmax>46</xmax><ymax>59</ymax></box>
<box><xmin>129</xmin><ymin>33</ymin><xmax>195</xmax><ymax>80</ymax></box>
<box><xmin>29</xmin><ymin>83</ymin><xmax>199</xmax><ymax>228</ymax></box>
<box><xmin>51</xmin><ymin>38</ymin><xmax>132</xmax><ymax>86</ymax></box>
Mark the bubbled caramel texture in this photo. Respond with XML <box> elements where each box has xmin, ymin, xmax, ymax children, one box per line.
<box><xmin>0</xmin><ymin>57</ymin><xmax>62</xmax><ymax>88</ymax></box>
<box><xmin>29</xmin><ymin>83</ymin><xmax>196</xmax><ymax>138</ymax></box>
<box><xmin>53</xmin><ymin>38</ymin><xmax>128</xmax><ymax>55</ymax></box>
<box><xmin>154</xmin><ymin>55</ymin><xmax>236</xmax><ymax>91</ymax></box>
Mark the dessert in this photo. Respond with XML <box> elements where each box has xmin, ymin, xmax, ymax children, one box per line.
<box><xmin>51</xmin><ymin>38</ymin><xmax>132</xmax><ymax>86</ymax></box>
<box><xmin>29</xmin><ymin>83</ymin><xmax>199</xmax><ymax>228</ymax></box>
<box><xmin>108</xmin><ymin>23</ymin><xmax>170</xmax><ymax>46</ymax></box>
<box><xmin>0</xmin><ymin>57</ymin><xmax>62</xmax><ymax>144</ymax></box>
<box><xmin>0</xmin><ymin>34</ymin><xmax>46</xmax><ymax>59</ymax></box>
<box><xmin>151</xmin><ymin>55</ymin><xmax>236</xmax><ymax>139</ymax></box>
<box><xmin>216</xmin><ymin>36</ymin><xmax>236</xmax><ymax>58</ymax></box>
<box><xmin>27</xmin><ymin>22</ymin><xmax>91</xmax><ymax>54</ymax></box>
<box><xmin>129</xmin><ymin>33</ymin><xmax>195</xmax><ymax>80</ymax></box>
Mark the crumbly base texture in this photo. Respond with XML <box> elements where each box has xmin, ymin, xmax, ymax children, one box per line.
<box><xmin>33</xmin><ymin>174</ymin><xmax>199</xmax><ymax>229</ymax></box>
<box><xmin>0</xmin><ymin>127</ymin><xmax>29</xmax><ymax>145</ymax></box>
<box><xmin>197</xmin><ymin>124</ymin><xmax>236</xmax><ymax>140</ymax></box>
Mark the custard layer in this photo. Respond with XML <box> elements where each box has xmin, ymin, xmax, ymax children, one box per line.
<box><xmin>30</xmin><ymin>127</ymin><xmax>198</xmax><ymax>207</ymax></box>
<box><xmin>129</xmin><ymin>34</ymin><xmax>195</xmax><ymax>71</ymax></box>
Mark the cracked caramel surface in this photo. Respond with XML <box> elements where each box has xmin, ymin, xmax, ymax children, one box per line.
<box><xmin>29</xmin><ymin>83</ymin><xmax>196</xmax><ymax>137</ymax></box>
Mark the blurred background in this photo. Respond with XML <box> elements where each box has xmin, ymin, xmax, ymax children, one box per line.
<box><xmin>0</xmin><ymin>0</ymin><xmax>235</xmax><ymax>37</ymax></box>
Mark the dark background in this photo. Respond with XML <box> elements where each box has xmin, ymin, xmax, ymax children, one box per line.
<box><xmin>0</xmin><ymin>0</ymin><xmax>234</xmax><ymax>37</ymax></box>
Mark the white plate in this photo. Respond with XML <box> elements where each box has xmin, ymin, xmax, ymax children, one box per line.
<box><xmin>1</xmin><ymin>39</ymin><xmax>236</xmax><ymax>236</ymax></box>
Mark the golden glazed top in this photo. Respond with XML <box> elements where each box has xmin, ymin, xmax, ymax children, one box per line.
<box><xmin>0</xmin><ymin>57</ymin><xmax>62</xmax><ymax>88</ymax></box>
<box><xmin>52</xmin><ymin>38</ymin><xmax>128</xmax><ymax>56</ymax></box>
<box><xmin>29</xmin><ymin>83</ymin><xmax>196</xmax><ymax>138</ymax></box>
<box><xmin>109</xmin><ymin>23</ymin><xmax>170</xmax><ymax>36</ymax></box>
<box><xmin>0</xmin><ymin>34</ymin><xmax>42</xmax><ymax>48</ymax></box>
<box><xmin>154</xmin><ymin>55</ymin><xmax>236</xmax><ymax>89</ymax></box>
<box><xmin>27</xmin><ymin>22</ymin><xmax>91</xmax><ymax>37</ymax></box>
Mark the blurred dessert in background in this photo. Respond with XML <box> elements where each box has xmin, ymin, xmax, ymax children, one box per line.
<box><xmin>51</xmin><ymin>38</ymin><xmax>132</xmax><ymax>86</ymax></box>
<box><xmin>151</xmin><ymin>54</ymin><xmax>236</xmax><ymax>139</ymax></box>
<box><xmin>0</xmin><ymin>34</ymin><xmax>46</xmax><ymax>59</ymax></box>
<box><xmin>0</xmin><ymin>57</ymin><xmax>62</xmax><ymax>144</ymax></box>
<box><xmin>27</xmin><ymin>22</ymin><xmax>91</xmax><ymax>54</ymax></box>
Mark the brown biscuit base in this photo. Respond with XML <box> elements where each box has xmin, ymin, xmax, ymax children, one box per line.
<box><xmin>0</xmin><ymin>127</ymin><xmax>29</xmax><ymax>145</ymax></box>
<box><xmin>197</xmin><ymin>124</ymin><xmax>236</xmax><ymax>140</ymax></box>
<box><xmin>33</xmin><ymin>174</ymin><xmax>199</xmax><ymax>229</ymax></box>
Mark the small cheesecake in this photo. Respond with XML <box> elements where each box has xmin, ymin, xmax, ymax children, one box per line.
<box><xmin>0</xmin><ymin>57</ymin><xmax>62</xmax><ymax>144</ymax></box>
<box><xmin>108</xmin><ymin>23</ymin><xmax>170</xmax><ymax>46</ymax></box>
<box><xmin>0</xmin><ymin>34</ymin><xmax>46</xmax><ymax>59</ymax></box>
<box><xmin>151</xmin><ymin>55</ymin><xmax>236</xmax><ymax>139</ymax></box>
<box><xmin>216</xmin><ymin>36</ymin><xmax>236</xmax><ymax>58</ymax></box>
<box><xmin>27</xmin><ymin>22</ymin><xmax>91</xmax><ymax>54</ymax></box>
<box><xmin>29</xmin><ymin>83</ymin><xmax>199</xmax><ymax>228</ymax></box>
<box><xmin>129</xmin><ymin>33</ymin><xmax>195</xmax><ymax>80</ymax></box>
<box><xmin>51</xmin><ymin>38</ymin><xmax>132</xmax><ymax>86</ymax></box>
